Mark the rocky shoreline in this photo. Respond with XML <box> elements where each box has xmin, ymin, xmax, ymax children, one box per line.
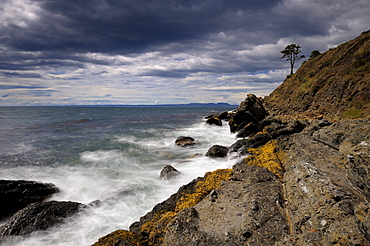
<box><xmin>0</xmin><ymin>95</ymin><xmax>369</xmax><ymax>245</ymax></box>
<box><xmin>91</xmin><ymin>94</ymin><xmax>370</xmax><ymax>245</ymax></box>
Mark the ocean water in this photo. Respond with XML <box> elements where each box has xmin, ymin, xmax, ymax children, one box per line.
<box><xmin>0</xmin><ymin>106</ymin><xmax>242</xmax><ymax>246</ymax></box>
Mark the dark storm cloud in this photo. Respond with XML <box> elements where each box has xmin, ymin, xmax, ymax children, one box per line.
<box><xmin>2</xmin><ymin>0</ymin><xmax>281</xmax><ymax>54</ymax></box>
<box><xmin>1</xmin><ymin>0</ymin><xmax>368</xmax><ymax>73</ymax></box>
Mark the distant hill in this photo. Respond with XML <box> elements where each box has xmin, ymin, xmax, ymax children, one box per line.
<box><xmin>53</xmin><ymin>103</ymin><xmax>237</xmax><ymax>108</ymax></box>
<box><xmin>265</xmin><ymin>30</ymin><xmax>370</xmax><ymax>118</ymax></box>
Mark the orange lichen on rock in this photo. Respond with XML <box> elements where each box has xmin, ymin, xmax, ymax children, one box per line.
<box><xmin>244</xmin><ymin>140</ymin><xmax>286</xmax><ymax>178</ymax></box>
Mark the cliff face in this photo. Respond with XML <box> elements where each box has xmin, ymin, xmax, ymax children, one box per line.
<box><xmin>265</xmin><ymin>30</ymin><xmax>370</xmax><ymax>118</ymax></box>
<box><xmin>92</xmin><ymin>31</ymin><xmax>370</xmax><ymax>246</ymax></box>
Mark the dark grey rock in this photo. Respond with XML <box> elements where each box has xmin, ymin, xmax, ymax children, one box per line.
<box><xmin>0</xmin><ymin>201</ymin><xmax>86</xmax><ymax>237</ymax></box>
<box><xmin>206</xmin><ymin>117</ymin><xmax>222</xmax><ymax>126</ymax></box>
<box><xmin>229</xmin><ymin>94</ymin><xmax>268</xmax><ymax>133</ymax></box>
<box><xmin>236</xmin><ymin>122</ymin><xmax>260</xmax><ymax>138</ymax></box>
<box><xmin>230</xmin><ymin>132</ymin><xmax>272</xmax><ymax>154</ymax></box>
<box><xmin>205</xmin><ymin>145</ymin><xmax>229</xmax><ymax>158</ymax></box>
<box><xmin>0</xmin><ymin>180</ymin><xmax>59</xmax><ymax>219</ymax></box>
<box><xmin>175</xmin><ymin>136</ymin><xmax>196</xmax><ymax>147</ymax></box>
<box><xmin>160</xmin><ymin>165</ymin><xmax>181</xmax><ymax>180</ymax></box>
<box><xmin>217</xmin><ymin>111</ymin><xmax>231</xmax><ymax>120</ymax></box>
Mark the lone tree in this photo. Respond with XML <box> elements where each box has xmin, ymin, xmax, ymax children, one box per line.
<box><xmin>280</xmin><ymin>44</ymin><xmax>305</xmax><ymax>75</ymax></box>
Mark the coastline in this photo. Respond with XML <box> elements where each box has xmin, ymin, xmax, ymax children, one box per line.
<box><xmin>92</xmin><ymin>95</ymin><xmax>370</xmax><ymax>246</ymax></box>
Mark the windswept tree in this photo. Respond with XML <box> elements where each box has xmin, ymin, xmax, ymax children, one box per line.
<box><xmin>280</xmin><ymin>44</ymin><xmax>305</xmax><ymax>75</ymax></box>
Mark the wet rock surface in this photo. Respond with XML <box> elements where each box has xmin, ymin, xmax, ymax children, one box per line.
<box><xmin>175</xmin><ymin>136</ymin><xmax>197</xmax><ymax>147</ymax></box>
<box><xmin>160</xmin><ymin>165</ymin><xmax>181</xmax><ymax>180</ymax></box>
<box><xmin>205</xmin><ymin>145</ymin><xmax>229</xmax><ymax>158</ymax></box>
<box><xmin>0</xmin><ymin>201</ymin><xmax>86</xmax><ymax>238</ymax></box>
<box><xmin>0</xmin><ymin>180</ymin><xmax>59</xmax><ymax>219</ymax></box>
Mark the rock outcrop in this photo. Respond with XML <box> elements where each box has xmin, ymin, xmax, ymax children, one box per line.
<box><xmin>0</xmin><ymin>180</ymin><xmax>59</xmax><ymax>219</ymax></box>
<box><xmin>229</xmin><ymin>94</ymin><xmax>268</xmax><ymax>133</ymax></box>
<box><xmin>93</xmin><ymin>31</ymin><xmax>370</xmax><ymax>245</ymax></box>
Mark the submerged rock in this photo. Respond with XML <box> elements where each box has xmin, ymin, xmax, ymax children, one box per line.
<box><xmin>175</xmin><ymin>136</ymin><xmax>197</xmax><ymax>147</ymax></box>
<box><xmin>160</xmin><ymin>165</ymin><xmax>181</xmax><ymax>180</ymax></box>
<box><xmin>0</xmin><ymin>180</ymin><xmax>59</xmax><ymax>219</ymax></box>
<box><xmin>205</xmin><ymin>145</ymin><xmax>229</xmax><ymax>158</ymax></box>
<box><xmin>0</xmin><ymin>201</ymin><xmax>86</xmax><ymax>238</ymax></box>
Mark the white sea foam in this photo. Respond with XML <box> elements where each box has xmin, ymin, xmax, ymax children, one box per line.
<box><xmin>0</xmin><ymin>118</ymin><xmax>242</xmax><ymax>246</ymax></box>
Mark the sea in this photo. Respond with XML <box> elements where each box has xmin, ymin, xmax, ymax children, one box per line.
<box><xmin>0</xmin><ymin>106</ymin><xmax>243</xmax><ymax>246</ymax></box>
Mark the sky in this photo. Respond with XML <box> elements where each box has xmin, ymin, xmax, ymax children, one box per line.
<box><xmin>0</xmin><ymin>0</ymin><xmax>369</xmax><ymax>106</ymax></box>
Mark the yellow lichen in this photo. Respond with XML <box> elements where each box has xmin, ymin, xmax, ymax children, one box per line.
<box><xmin>92</xmin><ymin>230</ymin><xmax>146</xmax><ymax>246</ymax></box>
<box><xmin>135</xmin><ymin>169</ymin><xmax>233</xmax><ymax>245</ymax></box>
<box><xmin>141</xmin><ymin>210</ymin><xmax>177</xmax><ymax>235</ymax></box>
<box><xmin>175</xmin><ymin>169</ymin><xmax>233</xmax><ymax>212</ymax></box>
<box><xmin>141</xmin><ymin>211</ymin><xmax>178</xmax><ymax>244</ymax></box>
<box><xmin>244</xmin><ymin>140</ymin><xmax>286</xmax><ymax>178</ymax></box>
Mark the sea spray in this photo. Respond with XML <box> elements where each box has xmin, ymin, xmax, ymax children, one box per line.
<box><xmin>0</xmin><ymin>106</ymin><xmax>242</xmax><ymax>246</ymax></box>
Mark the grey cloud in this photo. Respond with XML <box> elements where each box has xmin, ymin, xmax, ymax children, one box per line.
<box><xmin>1</xmin><ymin>72</ymin><xmax>42</xmax><ymax>78</ymax></box>
<box><xmin>0</xmin><ymin>85</ymin><xmax>47</xmax><ymax>90</ymax></box>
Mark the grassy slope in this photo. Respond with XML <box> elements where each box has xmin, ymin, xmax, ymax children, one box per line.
<box><xmin>265</xmin><ymin>30</ymin><xmax>370</xmax><ymax>118</ymax></box>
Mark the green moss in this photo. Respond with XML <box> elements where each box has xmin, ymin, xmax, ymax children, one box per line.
<box><xmin>244</xmin><ymin>140</ymin><xmax>286</xmax><ymax>178</ymax></box>
<box><xmin>343</xmin><ymin>108</ymin><xmax>365</xmax><ymax>118</ymax></box>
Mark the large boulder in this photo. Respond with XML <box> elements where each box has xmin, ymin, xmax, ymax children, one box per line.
<box><xmin>0</xmin><ymin>201</ymin><xmax>86</xmax><ymax>238</ymax></box>
<box><xmin>0</xmin><ymin>180</ymin><xmax>59</xmax><ymax>219</ymax></box>
<box><xmin>229</xmin><ymin>94</ymin><xmax>268</xmax><ymax>133</ymax></box>
<box><xmin>175</xmin><ymin>136</ymin><xmax>197</xmax><ymax>147</ymax></box>
<box><xmin>205</xmin><ymin>145</ymin><xmax>229</xmax><ymax>158</ymax></box>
